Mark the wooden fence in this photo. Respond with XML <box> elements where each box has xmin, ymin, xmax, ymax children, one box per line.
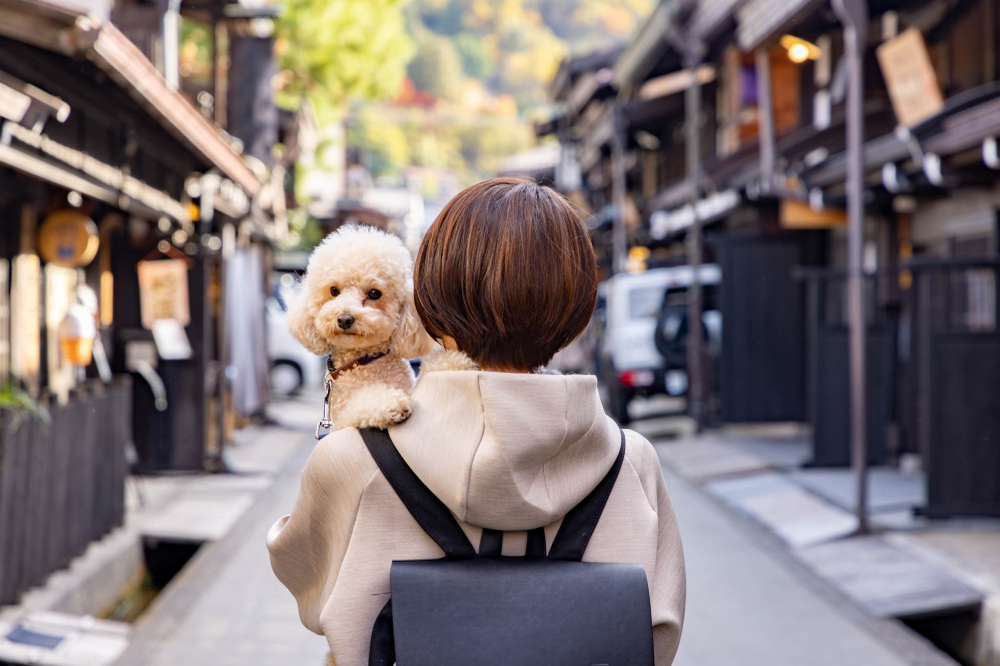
<box><xmin>0</xmin><ymin>377</ymin><xmax>131</xmax><ymax>605</ymax></box>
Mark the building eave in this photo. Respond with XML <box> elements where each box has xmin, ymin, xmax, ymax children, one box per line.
<box><xmin>0</xmin><ymin>0</ymin><xmax>262</xmax><ymax>199</ymax></box>
<box><xmin>612</xmin><ymin>0</ymin><xmax>683</xmax><ymax>94</ymax></box>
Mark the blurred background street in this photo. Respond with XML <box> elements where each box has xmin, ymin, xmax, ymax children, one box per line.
<box><xmin>2</xmin><ymin>0</ymin><xmax>1000</xmax><ymax>664</ymax></box>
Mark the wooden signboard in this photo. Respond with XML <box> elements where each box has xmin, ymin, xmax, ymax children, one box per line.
<box><xmin>876</xmin><ymin>28</ymin><xmax>945</xmax><ymax>128</ymax></box>
<box><xmin>137</xmin><ymin>259</ymin><xmax>190</xmax><ymax>329</ymax></box>
<box><xmin>10</xmin><ymin>254</ymin><xmax>40</xmax><ymax>394</ymax></box>
<box><xmin>780</xmin><ymin>199</ymin><xmax>847</xmax><ymax>229</ymax></box>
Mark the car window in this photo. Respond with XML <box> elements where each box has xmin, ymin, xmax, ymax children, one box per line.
<box><xmin>628</xmin><ymin>286</ymin><xmax>665</xmax><ymax>320</ymax></box>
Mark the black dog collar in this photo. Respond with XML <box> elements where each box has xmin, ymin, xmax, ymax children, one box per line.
<box><xmin>327</xmin><ymin>350</ymin><xmax>390</xmax><ymax>381</ymax></box>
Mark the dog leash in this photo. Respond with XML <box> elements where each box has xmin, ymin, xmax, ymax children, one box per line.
<box><xmin>316</xmin><ymin>350</ymin><xmax>391</xmax><ymax>439</ymax></box>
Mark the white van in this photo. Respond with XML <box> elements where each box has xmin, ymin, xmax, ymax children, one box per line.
<box><xmin>598</xmin><ymin>264</ymin><xmax>721</xmax><ymax>424</ymax></box>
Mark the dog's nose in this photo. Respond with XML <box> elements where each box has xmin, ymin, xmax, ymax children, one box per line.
<box><xmin>337</xmin><ymin>313</ymin><xmax>355</xmax><ymax>330</ymax></box>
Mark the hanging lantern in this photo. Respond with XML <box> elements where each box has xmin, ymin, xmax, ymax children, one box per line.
<box><xmin>59</xmin><ymin>304</ymin><xmax>97</xmax><ymax>366</ymax></box>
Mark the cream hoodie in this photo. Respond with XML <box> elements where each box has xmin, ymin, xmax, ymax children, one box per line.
<box><xmin>267</xmin><ymin>369</ymin><xmax>686</xmax><ymax>665</ymax></box>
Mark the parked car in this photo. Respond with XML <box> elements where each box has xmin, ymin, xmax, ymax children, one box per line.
<box><xmin>598</xmin><ymin>265</ymin><xmax>721</xmax><ymax>424</ymax></box>
<box><xmin>653</xmin><ymin>281</ymin><xmax>722</xmax><ymax>397</ymax></box>
<box><xmin>267</xmin><ymin>279</ymin><xmax>324</xmax><ymax>397</ymax></box>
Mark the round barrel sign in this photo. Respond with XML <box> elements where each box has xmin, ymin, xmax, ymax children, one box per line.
<box><xmin>38</xmin><ymin>210</ymin><xmax>99</xmax><ymax>267</ymax></box>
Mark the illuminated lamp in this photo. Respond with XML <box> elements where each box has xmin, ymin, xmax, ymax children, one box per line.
<box><xmin>780</xmin><ymin>35</ymin><xmax>822</xmax><ymax>64</ymax></box>
<box><xmin>59</xmin><ymin>304</ymin><xmax>97</xmax><ymax>366</ymax></box>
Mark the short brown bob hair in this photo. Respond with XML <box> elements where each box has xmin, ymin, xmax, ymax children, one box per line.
<box><xmin>414</xmin><ymin>177</ymin><xmax>597</xmax><ymax>371</ymax></box>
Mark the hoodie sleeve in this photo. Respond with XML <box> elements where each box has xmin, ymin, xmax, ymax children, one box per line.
<box><xmin>650</xmin><ymin>460</ymin><xmax>686</xmax><ymax>664</ymax></box>
<box><xmin>621</xmin><ymin>429</ymin><xmax>686</xmax><ymax>665</ymax></box>
<box><xmin>266</xmin><ymin>429</ymin><xmax>376</xmax><ymax>634</ymax></box>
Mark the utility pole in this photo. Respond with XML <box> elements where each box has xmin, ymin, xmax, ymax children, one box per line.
<box><xmin>611</xmin><ymin>104</ymin><xmax>628</xmax><ymax>275</ymax></box>
<box><xmin>685</xmin><ymin>47</ymin><xmax>706</xmax><ymax>432</ymax></box>
<box><xmin>832</xmin><ymin>0</ymin><xmax>870</xmax><ymax>533</ymax></box>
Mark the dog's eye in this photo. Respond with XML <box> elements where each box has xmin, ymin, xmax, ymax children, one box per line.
<box><xmin>329</xmin><ymin>286</ymin><xmax>340</xmax><ymax>297</ymax></box>
<box><xmin>367</xmin><ymin>289</ymin><xmax>382</xmax><ymax>301</ymax></box>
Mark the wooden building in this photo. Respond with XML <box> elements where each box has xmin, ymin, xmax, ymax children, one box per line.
<box><xmin>544</xmin><ymin>0</ymin><xmax>1000</xmax><ymax>517</ymax></box>
<box><xmin>0</xmin><ymin>0</ymin><xmax>286</xmax><ymax>602</ymax></box>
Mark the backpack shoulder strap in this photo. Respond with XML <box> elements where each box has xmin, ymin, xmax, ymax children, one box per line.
<box><xmin>547</xmin><ymin>428</ymin><xmax>627</xmax><ymax>561</ymax></box>
<box><xmin>359</xmin><ymin>427</ymin><xmax>476</xmax><ymax>559</ymax></box>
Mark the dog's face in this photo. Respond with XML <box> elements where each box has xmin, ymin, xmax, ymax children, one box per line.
<box><xmin>287</xmin><ymin>225</ymin><xmax>435</xmax><ymax>359</ymax></box>
<box><xmin>313</xmin><ymin>259</ymin><xmax>403</xmax><ymax>351</ymax></box>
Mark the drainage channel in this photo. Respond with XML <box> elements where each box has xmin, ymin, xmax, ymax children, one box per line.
<box><xmin>103</xmin><ymin>537</ymin><xmax>203</xmax><ymax>624</ymax></box>
<box><xmin>903</xmin><ymin>608</ymin><xmax>984</xmax><ymax>666</ymax></box>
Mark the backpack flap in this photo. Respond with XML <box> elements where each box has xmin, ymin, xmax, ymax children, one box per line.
<box><xmin>390</xmin><ymin>557</ymin><xmax>654</xmax><ymax>666</ymax></box>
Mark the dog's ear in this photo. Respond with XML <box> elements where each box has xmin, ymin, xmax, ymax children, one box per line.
<box><xmin>393</xmin><ymin>289</ymin><xmax>437</xmax><ymax>360</ymax></box>
<box><xmin>286</xmin><ymin>281</ymin><xmax>331</xmax><ymax>356</ymax></box>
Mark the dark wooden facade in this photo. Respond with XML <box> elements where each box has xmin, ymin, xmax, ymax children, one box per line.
<box><xmin>715</xmin><ymin>233</ymin><xmax>822</xmax><ymax>423</ymax></box>
<box><xmin>0</xmin><ymin>0</ymin><xmax>279</xmax><ymax>602</ymax></box>
<box><xmin>0</xmin><ymin>379</ymin><xmax>131</xmax><ymax>605</ymax></box>
<box><xmin>545</xmin><ymin>0</ymin><xmax>1000</xmax><ymax>516</ymax></box>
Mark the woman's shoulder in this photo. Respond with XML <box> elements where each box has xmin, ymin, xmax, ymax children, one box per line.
<box><xmin>301</xmin><ymin>428</ymin><xmax>380</xmax><ymax>493</ymax></box>
<box><xmin>618</xmin><ymin>427</ymin><xmax>668</xmax><ymax>510</ymax></box>
<box><xmin>619</xmin><ymin>427</ymin><xmax>660</xmax><ymax>470</ymax></box>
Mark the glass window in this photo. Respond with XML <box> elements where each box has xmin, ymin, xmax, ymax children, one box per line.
<box><xmin>628</xmin><ymin>286</ymin><xmax>665</xmax><ymax>320</ymax></box>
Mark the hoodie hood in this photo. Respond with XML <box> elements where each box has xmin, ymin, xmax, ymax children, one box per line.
<box><xmin>388</xmin><ymin>370</ymin><xmax>619</xmax><ymax>531</ymax></box>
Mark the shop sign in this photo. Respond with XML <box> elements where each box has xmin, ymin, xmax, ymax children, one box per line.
<box><xmin>876</xmin><ymin>28</ymin><xmax>944</xmax><ymax>128</ymax></box>
<box><xmin>780</xmin><ymin>198</ymin><xmax>847</xmax><ymax>229</ymax></box>
<box><xmin>151</xmin><ymin>318</ymin><xmax>192</xmax><ymax>360</ymax></box>
<box><xmin>137</xmin><ymin>259</ymin><xmax>190</xmax><ymax>330</ymax></box>
<box><xmin>10</xmin><ymin>254</ymin><xmax>40</xmax><ymax>393</ymax></box>
<box><xmin>38</xmin><ymin>210</ymin><xmax>99</xmax><ymax>267</ymax></box>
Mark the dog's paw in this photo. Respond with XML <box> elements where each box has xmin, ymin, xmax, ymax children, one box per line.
<box><xmin>365</xmin><ymin>391</ymin><xmax>412</xmax><ymax>428</ymax></box>
<box><xmin>381</xmin><ymin>401</ymin><xmax>412</xmax><ymax>426</ymax></box>
<box><xmin>338</xmin><ymin>387</ymin><xmax>412</xmax><ymax>430</ymax></box>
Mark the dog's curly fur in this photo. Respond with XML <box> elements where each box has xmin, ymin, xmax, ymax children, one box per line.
<box><xmin>287</xmin><ymin>225</ymin><xmax>436</xmax><ymax>430</ymax></box>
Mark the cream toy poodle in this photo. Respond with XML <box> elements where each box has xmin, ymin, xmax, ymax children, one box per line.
<box><xmin>287</xmin><ymin>225</ymin><xmax>436</xmax><ymax>433</ymax></box>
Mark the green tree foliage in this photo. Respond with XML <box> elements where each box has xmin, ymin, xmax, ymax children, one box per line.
<box><xmin>345</xmin><ymin>0</ymin><xmax>654</xmax><ymax>186</ymax></box>
<box><xmin>349</xmin><ymin>105</ymin><xmax>532</xmax><ymax>183</ymax></box>
<box><xmin>275</xmin><ymin>0</ymin><xmax>415</xmax><ymax>118</ymax></box>
<box><xmin>407</xmin><ymin>34</ymin><xmax>464</xmax><ymax>102</ymax></box>
<box><xmin>347</xmin><ymin>107</ymin><xmax>412</xmax><ymax>178</ymax></box>
<box><xmin>409</xmin><ymin>0</ymin><xmax>654</xmax><ymax>110</ymax></box>
<box><xmin>453</xmin><ymin>32</ymin><xmax>493</xmax><ymax>80</ymax></box>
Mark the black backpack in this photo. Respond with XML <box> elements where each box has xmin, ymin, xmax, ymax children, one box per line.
<box><xmin>359</xmin><ymin>427</ymin><xmax>654</xmax><ymax>666</ymax></box>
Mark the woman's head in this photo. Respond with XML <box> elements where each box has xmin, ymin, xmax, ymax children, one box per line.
<box><xmin>414</xmin><ymin>177</ymin><xmax>597</xmax><ymax>371</ymax></box>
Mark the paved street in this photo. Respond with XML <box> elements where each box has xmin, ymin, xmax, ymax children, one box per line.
<box><xmin>134</xmin><ymin>438</ymin><xmax>330</xmax><ymax>666</ymax></box>
<box><xmin>662</xmin><ymin>462</ymin><xmax>914</xmax><ymax>665</ymax></box>
<box><xmin>116</xmin><ymin>393</ymin><xmax>939</xmax><ymax>666</ymax></box>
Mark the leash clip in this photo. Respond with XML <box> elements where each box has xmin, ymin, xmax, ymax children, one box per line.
<box><xmin>315</xmin><ymin>377</ymin><xmax>334</xmax><ymax>439</ymax></box>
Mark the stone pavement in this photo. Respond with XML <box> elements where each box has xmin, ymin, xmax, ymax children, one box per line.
<box><xmin>636</xmin><ymin>411</ymin><xmax>999</xmax><ymax>665</ymax></box>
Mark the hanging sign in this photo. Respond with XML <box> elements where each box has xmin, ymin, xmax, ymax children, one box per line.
<box><xmin>780</xmin><ymin>199</ymin><xmax>847</xmax><ymax>229</ymax></box>
<box><xmin>876</xmin><ymin>28</ymin><xmax>944</xmax><ymax>128</ymax></box>
<box><xmin>137</xmin><ymin>259</ymin><xmax>190</xmax><ymax>329</ymax></box>
<box><xmin>10</xmin><ymin>254</ymin><xmax>40</xmax><ymax>393</ymax></box>
<box><xmin>38</xmin><ymin>210</ymin><xmax>99</xmax><ymax>267</ymax></box>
